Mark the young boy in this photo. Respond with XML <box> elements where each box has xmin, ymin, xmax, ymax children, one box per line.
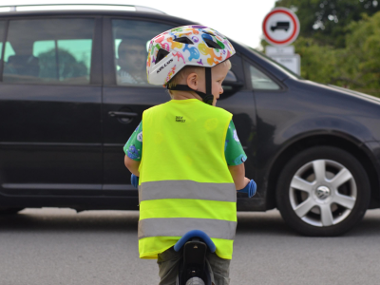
<box><xmin>123</xmin><ymin>26</ymin><xmax>255</xmax><ymax>285</ymax></box>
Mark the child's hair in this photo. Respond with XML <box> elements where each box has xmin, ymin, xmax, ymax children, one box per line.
<box><xmin>167</xmin><ymin>60</ymin><xmax>232</xmax><ymax>96</ymax></box>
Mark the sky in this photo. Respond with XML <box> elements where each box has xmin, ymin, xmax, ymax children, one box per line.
<box><xmin>1</xmin><ymin>0</ymin><xmax>278</xmax><ymax>49</ymax></box>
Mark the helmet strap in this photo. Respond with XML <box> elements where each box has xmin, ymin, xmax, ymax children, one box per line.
<box><xmin>167</xmin><ymin>68</ymin><xmax>214</xmax><ymax>105</ymax></box>
<box><xmin>205</xmin><ymin>67</ymin><xmax>212</xmax><ymax>96</ymax></box>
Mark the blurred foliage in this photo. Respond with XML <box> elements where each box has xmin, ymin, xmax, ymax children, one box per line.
<box><xmin>342</xmin><ymin>13</ymin><xmax>380</xmax><ymax>95</ymax></box>
<box><xmin>275</xmin><ymin>0</ymin><xmax>380</xmax><ymax>48</ymax></box>
<box><xmin>262</xmin><ymin>2</ymin><xmax>380</xmax><ymax>97</ymax></box>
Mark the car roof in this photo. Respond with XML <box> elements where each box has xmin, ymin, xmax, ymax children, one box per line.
<box><xmin>0</xmin><ymin>4</ymin><xmax>164</xmax><ymax>14</ymax></box>
<box><xmin>0</xmin><ymin>4</ymin><xmax>193</xmax><ymax>25</ymax></box>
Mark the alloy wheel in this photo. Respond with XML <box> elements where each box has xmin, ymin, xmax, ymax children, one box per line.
<box><xmin>289</xmin><ymin>159</ymin><xmax>356</xmax><ymax>227</ymax></box>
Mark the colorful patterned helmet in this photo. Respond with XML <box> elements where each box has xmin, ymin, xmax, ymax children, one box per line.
<box><xmin>146</xmin><ymin>25</ymin><xmax>236</xmax><ymax>86</ymax></box>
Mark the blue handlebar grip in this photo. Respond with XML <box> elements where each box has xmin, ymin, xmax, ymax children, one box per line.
<box><xmin>237</xmin><ymin>179</ymin><xmax>257</xmax><ymax>198</ymax></box>
<box><xmin>249</xmin><ymin>179</ymin><xmax>257</xmax><ymax>197</ymax></box>
<box><xmin>131</xmin><ymin>174</ymin><xmax>139</xmax><ymax>189</ymax></box>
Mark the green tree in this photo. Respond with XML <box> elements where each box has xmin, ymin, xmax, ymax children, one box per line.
<box><xmin>262</xmin><ymin>5</ymin><xmax>380</xmax><ymax>97</ymax></box>
<box><xmin>340</xmin><ymin>11</ymin><xmax>380</xmax><ymax>95</ymax></box>
<box><xmin>275</xmin><ymin>0</ymin><xmax>380</xmax><ymax>47</ymax></box>
<box><xmin>292</xmin><ymin>37</ymin><xmax>342</xmax><ymax>82</ymax></box>
<box><xmin>290</xmin><ymin>11</ymin><xmax>380</xmax><ymax>97</ymax></box>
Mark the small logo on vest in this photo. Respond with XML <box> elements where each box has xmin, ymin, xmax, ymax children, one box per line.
<box><xmin>176</xmin><ymin>116</ymin><xmax>186</xmax><ymax>123</ymax></box>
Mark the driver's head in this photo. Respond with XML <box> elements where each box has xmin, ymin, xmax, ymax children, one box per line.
<box><xmin>117</xmin><ymin>39</ymin><xmax>146</xmax><ymax>72</ymax></box>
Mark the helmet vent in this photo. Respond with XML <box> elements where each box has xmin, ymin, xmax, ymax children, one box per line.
<box><xmin>203</xmin><ymin>31</ymin><xmax>215</xmax><ymax>36</ymax></box>
<box><xmin>156</xmin><ymin>49</ymin><xmax>170</xmax><ymax>64</ymax></box>
<box><xmin>203</xmin><ymin>38</ymin><xmax>222</xmax><ymax>49</ymax></box>
<box><xmin>173</xmin><ymin>37</ymin><xmax>194</xmax><ymax>44</ymax></box>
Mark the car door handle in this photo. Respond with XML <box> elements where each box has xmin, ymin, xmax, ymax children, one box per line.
<box><xmin>108</xmin><ymin>111</ymin><xmax>138</xmax><ymax>118</ymax></box>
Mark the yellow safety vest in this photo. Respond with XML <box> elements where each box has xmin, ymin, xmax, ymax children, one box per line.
<box><xmin>138</xmin><ymin>99</ymin><xmax>236</xmax><ymax>259</ymax></box>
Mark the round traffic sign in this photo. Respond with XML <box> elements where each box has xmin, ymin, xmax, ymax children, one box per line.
<box><xmin>262</xmin><ymin>7</ymin><xmax>300</xmax><ymax>46</ymax></box>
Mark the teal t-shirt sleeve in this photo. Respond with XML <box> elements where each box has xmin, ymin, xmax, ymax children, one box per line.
<box><xmin>123</xmin><ymin>121</ymin><xmax>143</xmax><ymax>161</ymax></box>
<box><xmin>225</xmin><ymin>120</ymin><xmax>247</xmax><ymax>166</ymax></box>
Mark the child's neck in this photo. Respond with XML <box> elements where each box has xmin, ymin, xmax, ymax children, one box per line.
<box><xmin>171</xmin><ymin>90</ymin><xmax>202</xmax><ymax>101</ymax></box>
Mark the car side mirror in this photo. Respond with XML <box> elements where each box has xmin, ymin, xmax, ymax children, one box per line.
<box><xmin>221</xmin><ymin>70</ymin><xmax>244</xmax><ymax>99</ymax></box>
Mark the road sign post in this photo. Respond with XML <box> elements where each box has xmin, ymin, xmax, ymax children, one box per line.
<box><xmin>268</xmin><ymin>54</ymin><xmax>300</xmax><ymax>75</ymax></box>
<box><xmin>262</xmin><ymin>7</ymin><xmax>301</xmax><ymax>75</ymax></box>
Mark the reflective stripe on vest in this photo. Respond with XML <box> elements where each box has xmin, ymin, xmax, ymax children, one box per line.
<box><xmin>138</xmin><ymin>218</ymin><xmax>237</xmax><ymax>240</ymax></box>
<box><xmin>139</xmin><ymin>180</ymin><xmax>237</xmax><ymax>202</ymax></box>
<box><xmin>138</xmin><ymin>99</ymin><xmax>236</xmax><ymax>259</ymax></box>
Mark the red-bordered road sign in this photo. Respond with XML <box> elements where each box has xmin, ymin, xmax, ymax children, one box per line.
<box><xmin>262</xmin><ymin>7</ymin><xmax>300</xmax><ymax>46</ymax></box>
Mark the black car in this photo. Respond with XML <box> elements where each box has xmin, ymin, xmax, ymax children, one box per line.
<box><xmin>1</xmin><ymin>4</ymin><xmax>379</xmax><ymax>236</ymax></box>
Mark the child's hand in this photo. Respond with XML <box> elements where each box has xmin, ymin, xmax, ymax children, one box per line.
<box><xmin>237</xmin><ymin>179</ymin><xmax>257</xmax><ymax>198</ymax></box>
<box><xmin>243</xmin><ymin>177</ymin><xmax>250</xmax><ymax>187</ymax></box>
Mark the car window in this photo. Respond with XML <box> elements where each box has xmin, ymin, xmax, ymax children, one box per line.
<box><xmin>246</xmin><ymin>45</ymin><xmax>302</xmax><ymax>80</ymax></box>
<box><xmin>0</xmin><ymin>21</ymin><xmax>4</xmax><ymax>60</ymax></box>
<box><xmin>0</xmin><ymin>21</ymin><xmax>16</xmax><ymax>72</ymax></box>
<box><xmin>3</xmin><ymin>18</ymin><xmax>94</xmax><ymax>85</ymax></box>
<box><xmin>249</xmin><ymin>64</ymin><xmax>280</xmax><ymax>90</ymax></box>
<box><xmin>111</xmin><ymin>19</ymin><xmax>173</xmax><ymax>87</ymax></box>
<box><xmin>0</xmin><ymin>22</ymin><xmax>15</xmax><ymax>62</ymax></box>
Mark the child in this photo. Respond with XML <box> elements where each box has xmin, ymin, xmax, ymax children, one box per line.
<box><xmin>123</xmin><ymin>25</ymin><xmax>255</xmax><ymax>285</ymax></box>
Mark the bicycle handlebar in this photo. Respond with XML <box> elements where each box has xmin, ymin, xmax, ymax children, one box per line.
<box><xmin>131</xmin><ymin>174</ymin><xmax>139</xmax><ymax>188</ymax></box>
<box><xmin>237</xmin><ymin>179</ymin><xmax>257</xmax><ymax>198</ymax></box>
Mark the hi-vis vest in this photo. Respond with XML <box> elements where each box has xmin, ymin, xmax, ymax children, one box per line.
<box><xmin>138</xmin><ymin>99</ymin><xmax>236</xmax><ymax>259</ymax></box>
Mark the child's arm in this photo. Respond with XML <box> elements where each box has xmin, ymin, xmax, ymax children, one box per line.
<box><xmin>228</xmin><ymin>164</ymin><xmax>250</xmax><ymax>190</ymax></box>
<box><xmin>225</xmin><ymin>120</ymin><xmax>250</xmax><ymax>190</ymax></box>
<box><xmin>124</xmin><ymin>155</ymin><xmax>140</xmax><ymax>177</ymax></box>
<box><xmin>123</xmin><ymin>121</ymin><xmax>143</xmax><ymax>177</ymax></box>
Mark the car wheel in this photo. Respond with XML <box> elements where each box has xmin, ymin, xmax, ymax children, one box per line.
<box><xmin>0</xmin><ymin>208</ymin><xmax>24</xmax><ymax>215</ymax></box>
<box><xmin>276</xmin><ymin>146</ymin><xmax>370</xmax><ymax>236</ymax></box>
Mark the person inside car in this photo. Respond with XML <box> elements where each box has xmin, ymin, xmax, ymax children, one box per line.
<box><xmin>4</xmin><ymin>42</ymin><xmax>39</xmax><ymax>79</ymax></box>
<box><xmin>117</xmin><ymin>38</ymin><xmax>147</xmax><ymax>85</ymax></box>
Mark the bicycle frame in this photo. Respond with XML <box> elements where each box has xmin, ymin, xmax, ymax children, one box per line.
<box><xmin>174</xmin><ymin>230</ymin><xmax>215</xmax><ymax>285</ymax></box>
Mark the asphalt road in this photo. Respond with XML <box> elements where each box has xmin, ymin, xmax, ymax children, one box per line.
<box><xmin>1</xmin><ymin>208</ymin><xmax>380</xmax><ymax>285</ymax></box>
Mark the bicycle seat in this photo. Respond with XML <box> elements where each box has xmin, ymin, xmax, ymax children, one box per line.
<box><xmin>174</xmin><ymin>230</ymin><xmax>216</xmax><ymax>253</ymax></box>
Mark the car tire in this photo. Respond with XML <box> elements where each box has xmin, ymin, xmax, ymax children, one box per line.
<box><xmin>276</xmin><ymin>146</ymin><xmax>370</xmax><ymax>236</ymax></box>
<box><xmin>0</xmin><ymin>208</ymin><xmax>24</xmax><ymax>215</ymax></box>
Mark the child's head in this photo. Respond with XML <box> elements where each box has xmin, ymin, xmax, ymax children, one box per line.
<box><xmin>146</xmin><ymin>25</ymin><xmax>236</xmax><ymax>105</ymax></box>
<box><xmin>167</xmin><ymin>61</ymin><xmax>231</xmax><ymax>105</ymax></box>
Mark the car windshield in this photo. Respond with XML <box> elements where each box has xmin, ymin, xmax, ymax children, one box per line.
<box><xmin>242</xmin><ymin>44</ymin><xmax>304</xmax><ymax>80</ymax></box>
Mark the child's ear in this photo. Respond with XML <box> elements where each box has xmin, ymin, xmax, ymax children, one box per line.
<box><xmin>186</xmin><ymin>72</ymin><xmax>199</xmax><ymax>90</ymax></box>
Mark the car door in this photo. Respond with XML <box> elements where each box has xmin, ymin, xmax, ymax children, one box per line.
<box><xmin>0</xmin><ymin>16</ymin><xmax>102</xmax><ymax>200</ymax></box>
<box><xmin>242</xmin><ymin>57</ymin><xmax>286</xmax><ymax>209</ymax></box>
<box><xmin>215</xmin><ymin>53</ymin><xmax>260</xmax><ymax>210</ymax></box>
<box><xmin>101</xmin><ymin>17</ymin><xmax>176</xmax><ymax>195</ymax></box>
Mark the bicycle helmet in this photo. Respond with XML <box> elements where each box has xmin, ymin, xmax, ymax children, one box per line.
<box><xmin>146</xmin><ymin>25</ymin><xmax>236</xmax><ymax>104</ymax></box>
